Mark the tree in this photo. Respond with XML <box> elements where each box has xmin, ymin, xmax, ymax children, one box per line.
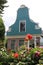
<box><xmin>0</xmin><ymin>0</ymin><xmax>8</xmax><ymax>15</ymax></box>
<box><xmin>0</xmin><ymin>17</ymin><xmax>5</xmax><ymax>48</ymax></box>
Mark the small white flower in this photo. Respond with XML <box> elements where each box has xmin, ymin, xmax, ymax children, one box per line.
<box><xmin>1</xmin><ymin>48</ymin><xmax>4</xmax><ymax>51</ymax></box>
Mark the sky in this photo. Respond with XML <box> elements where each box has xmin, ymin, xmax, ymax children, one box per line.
<box><xmin>2</xmin><ymin>0</ymin><xmax>43</xmax><ymax>31</ymax></box>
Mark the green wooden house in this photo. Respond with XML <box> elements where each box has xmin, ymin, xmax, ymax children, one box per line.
<box><xmin>7</xmin><ymin>5</ymin><xmax>42</xmax><ymax>50</ymax></box>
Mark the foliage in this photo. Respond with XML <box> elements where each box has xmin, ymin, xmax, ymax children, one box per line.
<box><xmin>0</xmin><ymin>17</ymin><xmax>5</xmax><ymax>48</ymax></box>
<box><xmin>0</xmin><ymin>46</ymin><xmax>42</xmax><ymax>65</ymax></box>
<box><xmin>0</xmin><ymin>0</ymin><xmax>8</xmax><ymax>15</ymax></box>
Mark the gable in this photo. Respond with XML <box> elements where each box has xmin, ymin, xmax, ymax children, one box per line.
<box><xmin>7</xmin><ymin>5</ymin><xmax>42</xmax><ymax>36</ymax></box>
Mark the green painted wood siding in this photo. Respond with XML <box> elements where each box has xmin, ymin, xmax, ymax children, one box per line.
<box><xmin>7</xmin><ymin>6</ymin><xmax>42</xmax><ymax>36</ymax></box>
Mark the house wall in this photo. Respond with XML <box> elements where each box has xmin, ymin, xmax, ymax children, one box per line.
<box><xmin>7</xmin><ymin>36</ymin><xmax>40</xmax><ymax>49</ymax></box>
<box><xmin>36</xmin><ymin>37</ymin><xmax>40</xmax><ymax>46</ymax></box>
<box><xmin>7</xmin><ymin>39</ymin><xmax>11</xmax><ymax>49</ymax></box>
<box><xmin>7</xmin><ymin>6</ymin><xmax>42</xmax><ymax>36</ymax></box>
<box><xmin>7</xmin><ymin>5</ymin><xmax>42</xmax><ymax>49</ymax></box>
<box><xmin>7</xmin><ymin>38</ymin><xmax>24</xmax><ymax>50</ymax></box>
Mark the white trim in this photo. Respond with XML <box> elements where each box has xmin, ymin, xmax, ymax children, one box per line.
<box><xmin>34</xmin><ymin>36</ymin><xmax>36</xmax><ymax>48</ymax></box>
<box><xmin>19</xmin><ymin>20</ymin><xmax>26</xmax><ymax>32</ymax></box>
<box><xmin>7</xmin><ymin>35</ymin><xmax>25</xmax><ymax>39</ymax></box>
<box><xmin>6</xmin><ymin>34</ymin><xmax>41</xmax><ymax>39</ymax></box>
<box><xmin>28</xmin><ymin>40</ymin><xmax>29</xmax><ymax>48</ymax></box>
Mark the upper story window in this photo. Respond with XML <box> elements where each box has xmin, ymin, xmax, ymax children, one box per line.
<box><xmin>19</xmin><ymin>20</ymin><xmax>26</xmax><ymax>32</ymax></box>
<box><xmin>35</xmin><ymin>25</ymin><xmax>40</xmax><ymax>29</ymax></box>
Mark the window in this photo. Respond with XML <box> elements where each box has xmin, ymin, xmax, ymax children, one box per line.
<box><xmin>11</xmin><ymin>40</ymin><xmax>15</xmax><ymax>49</ymax></box>
<box><xmin>19</xmin><ymin>40</ymin><xmax>24</xmax><ymax>46</ymax></box>
<box><xmin>35</xmin><ymin>25</ymin><xmax>40</xmax><ymax>29</ymax></box>
<box><xmin>19</xmin><ymin>20</ymin><xmax>26</xmax><ymax>32</ymax></box>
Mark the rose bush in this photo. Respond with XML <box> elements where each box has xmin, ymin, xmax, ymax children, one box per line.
<box><xmin>0</xmin><ymin>47</ymin><xmax>43</xmax><ymax>65</ymax></box>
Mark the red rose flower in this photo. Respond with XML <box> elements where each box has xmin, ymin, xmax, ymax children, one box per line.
<box><xmin>24</xmin><ymin>37</ymin><xmax>29</xmax><ymax>41</ymax></box>
<box><xmin>35</xmin><ymin>51</ymin><xmax>40</xmax><ymax>57</ymax></box>
<box><xmin>14</xmin><ymin>53</ymin><xmax>19</xmax><ymax>58</ymax></box>
<box><xmin>26</xmin><ymin>34</ymin><xmax>32</xmax><ymax>40</ymax></box>
<box><xmin>25</xmin><ymin>34</ymin><xmax>32</xmax><ymax>41</ymax></box>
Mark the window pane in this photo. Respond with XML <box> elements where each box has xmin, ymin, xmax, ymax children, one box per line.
<box><xmin>19</xmin><ymin>40</ymin><xmax>24</xmax><ymax>46</ymax></box>
<box><xmin>11</xmin><ymin>40</ymin><xmax>15</xmax><ymax>50</ymax></box>
<box><xmin>20</xmin><ymin>21</ymin><xmax>26</xmax><ymax>32</ymax></box>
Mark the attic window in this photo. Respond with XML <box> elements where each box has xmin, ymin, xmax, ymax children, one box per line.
<box><xmin>35</xmin><ymin>25</ymin><xmax>40</xmax><ymax>29</ymax></box>
<box><xmin>19</xmin><ymin>20</ymin><xmax>26</xmax><ymax>32</ymax></box>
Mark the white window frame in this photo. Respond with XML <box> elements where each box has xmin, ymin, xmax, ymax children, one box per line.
<box><xmin>19</xmin><ymin>20</ymin><xmax>26</xmax><ymax>32</ymax></box>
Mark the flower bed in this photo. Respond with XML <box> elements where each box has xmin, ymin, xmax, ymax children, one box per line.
<box><xmin>0</xmin><ymin>34</ymin><xmax>43</xmax><ymax>65</ymax></box>
<box><xmin>0</xmin><ymin>46</ymin><xmax>43</xmax><ymax>65</ymax></box>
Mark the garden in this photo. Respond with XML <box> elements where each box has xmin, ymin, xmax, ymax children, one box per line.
<box><xmin>0</xmin><ymin>45</ymin><xmax>43</xmax><ymax>65</ymax></box>
<box><xmin>0</xmin><ymin>34</ymin><xmax>43</xmax><ymax>65</ymax></box>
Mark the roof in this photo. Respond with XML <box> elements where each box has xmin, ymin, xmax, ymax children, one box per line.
<box><xmin>7</xmin><ymin>5</ymin><xmax>42</xmax><ymax>36</ymax></box>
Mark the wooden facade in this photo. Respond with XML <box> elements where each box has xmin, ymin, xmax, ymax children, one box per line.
<box><xmin>7</xmin><ymin>5</ymin><xmax>42</xmax><ymax>50</ymax></box>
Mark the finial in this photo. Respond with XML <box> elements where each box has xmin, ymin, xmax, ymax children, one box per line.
<box><xmin>20</xmin><ymin>5</ymin><xmax>26</xmax><ymax>8</ymax></box>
